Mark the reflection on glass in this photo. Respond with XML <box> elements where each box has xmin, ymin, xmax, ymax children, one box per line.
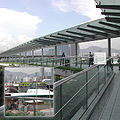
<box><xmin>4</xmin><ymin>67</ymin><xmax>54</xmax><ymax>117</ymax></box>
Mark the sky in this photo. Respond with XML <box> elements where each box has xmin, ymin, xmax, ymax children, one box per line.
<box><xmin>0</xmin><ymin>0</ymin><xmax>119</xmax><ymax>53</ymax></box>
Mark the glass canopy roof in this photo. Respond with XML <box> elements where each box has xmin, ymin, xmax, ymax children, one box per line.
<box><xmin>0</xmin><ymin>0</ymin><xmax>120</xmax><ymax>57</ymax></box>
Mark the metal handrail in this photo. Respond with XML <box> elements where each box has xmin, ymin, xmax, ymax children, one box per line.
<box><xmin>54</xmin><ymin>65</ymin><xmax>106</xmax><ymax>116</ymax></box>
<box><xmin>54</xmin><ymin>57</ymin><xmax>113</xmax><ymax>87</ymax></box>
<box><xmin>5</xmin><ymin>96</ymin><xmax>53</xmax><ymax>101</ymax></box>
<box><xmin>0</xmin><ymin>56</ymin><xmax>89</xmax><ymax>63</ymax></box>
<box><xmin>54</xmin><ymin>65</ymin><xmax>98</xmax><ymax>88</ymax></box>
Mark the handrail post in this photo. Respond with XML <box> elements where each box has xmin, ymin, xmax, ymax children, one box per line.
<box><xmin>97</xmin><ymin>65</ymin><xmax>99</xmax><ymax>93</ymax></box>
<box><xmin>75</xmin><ymin>43</ymin><xmax>78</xmax><ymax>67</ymax></box>
<box><xmin>104</xmin><ymin>65</ymin><xmax>106</xmax><ymax>83</ymax></box>
<box><xmin>60</xmin><ymin>85</ymin><xmax>62</xmax><ymax>120</ymax></box>
<box><xmin>46</xmin><ymin>59</ymin><xmax>48</xmax><ymax>66</ymax></box>
<box><xmin>33</xmin><ymin>100</ymin><xmax>36</xmax><ymax>116</ymax></box>
<box><xmin>53</xmin><ymin>58</ymin><xmax>54</xmax><ymax>67</ymax></box>
<box><xmin>86</xmin><ymin>71</ymin><xmax>88</xmax><ymax>109</ymax></box>
<box><xmin>69</xmin><ymin>57</ymin><xmax>71</xmax><ymax>67</ymax></box>
<box><xmin>80</xmin><ymin>57</ymin><xmax>82</xmax><ymax>69</ymax></box>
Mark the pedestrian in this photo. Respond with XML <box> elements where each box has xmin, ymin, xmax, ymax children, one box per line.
<box><xmin>62</xmin><ymin>52</ymin><xmax>65</xmax><ymax>57</ymax></box>
<box><xmin>106</xmin><ymin>57</ymin><xmax>113</xmax><ymax>71</ymax></box>
<box><xmin>117</xmin><ymin>57</ymin><xmax>120</xmax><ymax>71</ymax></box>
<box><xmin>61</xmin><ymin>52</ymin><xmax>65</xmax><ymax>65</ymax></box>
<box><xmin>88</xmin><ymin>52</ymin><xmax>94</xmax><ymax>67</ymax></box>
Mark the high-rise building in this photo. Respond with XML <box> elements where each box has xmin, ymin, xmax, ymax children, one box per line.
<box><xmin>40</xmin><ymin>67</ymin><xmax>44</xmax><ymax>79</ymax></box>
<box><xmin>57</xmin><ymin>45</ymin><xmax>70</xmax><ymax>57</ymax></box>
<box><xmin>34</xmin><ymin>49</ymin><xmax>42</xmax><ymax>56</ymax></box>
<box><xmin>69</xmin><ymin>44</ymin><xmax>75</xmax><ymax>56</ymax></box>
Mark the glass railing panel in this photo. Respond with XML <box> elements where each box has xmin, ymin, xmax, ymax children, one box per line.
<box><xmin>54</xmin><ymin>65</ymin><xmax>113</xmax><ymax>119</ymax></box>
<box><xmin>70</xmin><ymin>57</ymin><xmax>75</xmax><ymax>67</ymax></box>
<box><xmin>107</xmin><ymin>69</ymin><xmax>112</xmax><ymax>79</ymax></box>
<box><xmin>87</xmin><ymin>67</ymin><xmax>98</xmax><ymax>81</ymax></box>
<box><xmin>62</xmin><ymin>86</ymin><xmax>86</xmax><ymax>120</ymax></box>
<box><xmin>87</xmin><ymin>70</ymin><xmax>99</xmax><ymax>106</ymax></box>
<box><xmin>54</xmin><ymin>85</ymin><xmax>62</xmax><ymax>120</ymax></box>
<box><xmin>62</xmin><ymin>72</ymin><xmax>86</xmax><ymax>106</ymax></box>
<box><xmin>98</xmin><ymin>66</ymin><xmax>105</xmax><ymax>91</ymax></box>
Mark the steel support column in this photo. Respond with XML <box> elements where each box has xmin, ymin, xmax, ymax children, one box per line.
<box><xmin>42</xmin><ymin>48</ymin><xmax>43</xmax><ymax>60</ymax></box>
<box><xmin>75</xmin><ymin>43</ymin><xmax>78</xmax><ymax>66</ymax></box>
<box><xmin>19</xmin><ymin>53</ymin><xmax>21</xmax><ymax>62</ymax></box>
<box><xmin>15</xmin><ymin>56</ymin><xmax>17</xmax><ymax>62</ymax></box>
<box><xmin>108</xmin><ymin>38</ymin><xmax>111</xmax><ymax>57</ymax></box>
<box><xmin>8</xmin><ymin>57</ymin><xmax>10</xmax><ymax>62</ymax></box>
<box><xmin>33</xmin><ymin>100</ymin><xmax>36</xmax><ymax>116</ymax></box>
<box><xmin>108</xmin><ymin>38</ymin><xmax>112</xmax><ymax>70</ymax></box>
<box><xmin>25</xmin><ymin>51</ymin><xmax>27</xmax><ymax>58</ymax></box>
<box><xmin>32</xmin><ymin>50</ymin><xmax>34</xmax><ymax>58</ymax></box>
<box><xmin>55</xmin><ymin>46</ymin><xmax>57</xmax><ymax>58</ymax></box>
<box><xmin>12</xmin><ymin>56</ymin><xmax>14</xmax><ymax>62</ymax></box>
<box><xmin>55</xmin><ymin>46</ymin><xmax>57</xmax><ymax>65</ymax></box>
<box><xmin>25</xmin><ymin>51</ymin><xmax>27</xmax><ymax>63</ymax></box>
<box><xmin>19</xmin><ymin>53</ymin><xmax>21</xmax><ymax>57</ymax></box>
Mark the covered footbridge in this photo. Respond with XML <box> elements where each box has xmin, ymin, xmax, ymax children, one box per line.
<box><xmin>0</xmin><ymin>0</ymin><xmax>120</xmax><ymax>119</ymax></box>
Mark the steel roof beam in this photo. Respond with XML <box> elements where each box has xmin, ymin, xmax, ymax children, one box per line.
<box><xmin>44</xmin><ymin>37</ymin><xmax>68</xmax><ymax>43</ymax></box>
<box><xmin>101</xmin><ymin>12</ymin><xmax>120</xmax><ymax>16</ymax></box>
<box><xmin>50</xmin><ymin>35</ymin><xmax>75</xmax><ymax>42</ymax></box>
<box><xmin>17</xmin><ymin>43</ymin><xmax>39</xmax><ymax>51</ymax></box>
<box><xmin>58</xmin><ymin>33</ymin><xmax>84</xmax><ymax>40</ymax></box>
<box><xmin>96</xmin><ymin>5</ymin><xmax>120</xmax><ymax>10</ymax></box>
<box><xmin>87</xmin><ymin>24</ymin><xmax>119</xmax><ymax>35</ymax></box>
<box><xmin>99</xmin><ymin>21</ymin><xmax>120</xmax><ymax>29</ymax></box>
<box><xmin>77</xmin><ymin>27</ymin><xmax>107</xmax><ymax>36</ymax></box>
<box><xmin>24</xmin><ymin>45</ymin><xmax>41</xmax><ymax>51</ymax></box>
<box><xmin>25</xmin><ymin>44</ymin><xmax>41</xmax><ymax>50</ymax></box>
<box><xmin>105</xmin><ymin>17</ymin><xmax>120</xmax><ymax>23</ymax></box>
<box><xmin>37</xmin><ymin>38</ymin><xmax>61</xmax><ymax>43</ymax></box>
<box><xmin>18</xmin><ymin>43</ymin><xmax>42</xmax><ymax>52</ymax></box>
<box><xmin>66</xmin><ymin>30</ymin><xmax>94</xmax><ymax>38</ymax></box>
<box><xmin>34</xmin><ymin>39</ymin><xmax>58</xmax><ymax>45</ymax></box>
<box><xmin>35</xmin><ymin>39</ymin><xmax>60</xmax><ymax>44</ymax></box>
<box><xmin>15</xmin><ymin>42</ymin><xmax>44</xmax><ymax>52</ymax></box>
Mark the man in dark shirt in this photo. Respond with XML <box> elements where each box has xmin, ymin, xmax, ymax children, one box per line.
<box><xmin>62</xmin><ymin>52</ymin><xmax>65</xmax><ymax>57</ymax></box>
<box><xmin>88</xmin><ymin>52</ymin><xmax>94</xmax><ymax>67</ymax></box>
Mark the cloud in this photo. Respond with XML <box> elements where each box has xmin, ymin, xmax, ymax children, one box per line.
<box><xmin>0</xmin><ymin>8</ymin><xmax>42</xmax><ymax>53</ymax></box>
<box><xmin>51</xmin><ymin>0</ymin><xmax>70</xmax><ymax>12</ymax></box>
<box><xmin>50</xmin><ymin>0</ymin><xmax>104</xmax><ymax>20</ymax></box>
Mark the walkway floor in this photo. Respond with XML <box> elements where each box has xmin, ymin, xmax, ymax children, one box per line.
<box><xmin>89</xmin><ymin>66</ymin><xmax>120</xmax><ymax>120</ymax></box>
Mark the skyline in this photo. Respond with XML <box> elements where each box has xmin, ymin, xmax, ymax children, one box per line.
<box><xmin>0</xmin><ymin>0</ymin><xmax>119</xmax><ymax>53</ymax></box>
<box><xmin>5</xmin><ymin>67</ymin><xmax>53</xmax><ymax>74</ymax></box>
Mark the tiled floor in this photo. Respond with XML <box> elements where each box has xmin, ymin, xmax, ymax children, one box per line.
<box><xmin>89</xmin><ymin>67</ymin><xmax>120</xmax><ymax>120</ymax></box>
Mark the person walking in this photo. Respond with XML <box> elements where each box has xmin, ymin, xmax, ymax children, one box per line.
<box><xmin>61</xmin><ymin>52</ymin><xmax>65</xmax><ymax>65</ymax></box>
<box><xmin>62</xmin><ymin>52</ymin><xmax>65</xmax><ymax>57</ymax></box>
<box><xmin>88</xmin><ymin>52</ymin><xmax>94</xmax><ymax>67</ymax></box>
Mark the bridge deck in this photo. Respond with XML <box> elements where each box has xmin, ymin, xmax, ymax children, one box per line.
<box><xmin>89</xmin><ymin>66</ymin><xmax>120</xmax><ymax>120</ymax></box>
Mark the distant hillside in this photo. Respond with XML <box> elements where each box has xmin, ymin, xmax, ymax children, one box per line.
<box><xmin>80</xmin><ymin>46</ymin><xmax>119</xmax><ymax>54</ymax></box>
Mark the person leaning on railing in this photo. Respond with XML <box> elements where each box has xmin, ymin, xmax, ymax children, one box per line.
<box><xmin>88</xmin><ymin>52</ymin><xmax>94</xmax><ymax>67</ymax></box>
<box><xmin>106</xmin><ymin>57</ymin><xmax>113</xmax><ymax>71</ymax></box>
<box><xmin>117</xmin><ymin>57</ymin><xmax>120</xmax><ymax>71</ymax></box>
